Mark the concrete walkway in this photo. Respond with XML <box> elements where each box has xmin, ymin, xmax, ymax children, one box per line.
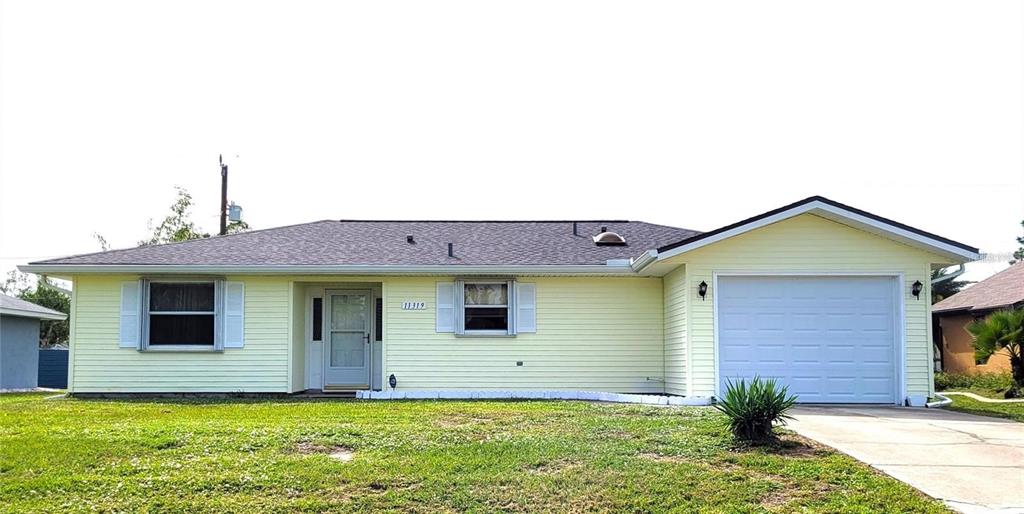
<box><xmin>942</xmin><ymin>391</ymin><xmax>1024</xmax><ymax>403</ymax></box>
<box><xmin>788</xmin><ymin>406</ymin><xmax>1024</xmax><ymax>514</ymax></box>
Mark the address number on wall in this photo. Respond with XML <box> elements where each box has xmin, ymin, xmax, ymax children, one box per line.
<box><xmin>401</xmin><ymin>301</ymin><xmax>427</xmax><ymax>310</ymax></box>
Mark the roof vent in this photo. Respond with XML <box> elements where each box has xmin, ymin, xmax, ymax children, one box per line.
<box><xmin>593</xmin><ymin>231</ymin><xmax>626</xmax><ymax>246</ymax></box>
<box><xmin>406</xmin><ymin>235</ymin><xmax>415</xmax><ymax>244</ymax></box>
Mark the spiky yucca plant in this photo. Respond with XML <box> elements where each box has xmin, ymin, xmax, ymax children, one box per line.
<box><xmin>714</xmin><ymin>376</ymin><xmax>797</xmax><ymax>442</ymax></box>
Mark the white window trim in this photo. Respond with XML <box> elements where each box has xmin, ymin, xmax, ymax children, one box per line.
<box><xmin>141</xmin><ymin>279</ymin><xmax>224</xmax><ymax>352</ymax></box>
<box><xmin>456</xmin><ymin>279</ymin><xmax>517</xmax><ymax>337</ymax></box>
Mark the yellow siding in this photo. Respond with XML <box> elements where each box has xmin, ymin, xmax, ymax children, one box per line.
<box><xmin>69</xmin><ymin>275</ymin><xmax>290</xmax><ymax>393</ymax></box>
<box><xmin>383</xmin><ymin>276</ymin><xmax>665</xmax><ymax>392</ymax></box>
<box><xmin>663</xmin><ymin>266</ymin><xmax>687</xmax><ymax>395</ymax></box>
<box><xmin>661</xmin><ymin>213</ymin><xmax>945</xmax><ymax>398</ymax></box>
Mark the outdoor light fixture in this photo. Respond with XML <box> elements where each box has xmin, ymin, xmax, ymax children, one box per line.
<box><xmin>698</xmin><ymin>281</ymin><xmax>708</xmax><ymax>300</ymax></box>
<box><xmin>388</xmin><ymin>373</ymin><xmax>397</xmax><ymax>390</ymax></box>
<box><xmin>911</xmin><ymin>280</ymin><xmax>923</xmax><ymax>299</ymax></box>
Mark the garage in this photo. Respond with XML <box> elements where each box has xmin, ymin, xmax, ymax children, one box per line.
<box><xmin>717</xmin><ymin>275</ymin><xmax>899</xmax><ymax>404</ymax></box>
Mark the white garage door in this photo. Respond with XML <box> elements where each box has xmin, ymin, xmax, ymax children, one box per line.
<box><xmin>717</xmin><ymin>276</ymin><xmax>898</xmax><ymax>404</ymax></box>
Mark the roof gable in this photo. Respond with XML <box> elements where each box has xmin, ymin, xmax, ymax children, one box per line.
<box><xmin>652</xmin><ymin>196</ymin><xmax>979</xmax><ymax>263</ymax></box>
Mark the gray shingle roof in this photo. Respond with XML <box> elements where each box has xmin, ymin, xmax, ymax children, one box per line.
<box><xmin>0</xmin><ymin>293</ymin><xmax>67</xmax><ymax>320</ymax></box>
<box><xmin>30</xmin><ymin>220</ymin><xmax>701</xmax><ymax>266</ymax></box>
<box><xmin>933</xmin><ymin>262</ymin><xmax>1024</xmax><ymax>314</ymax></box>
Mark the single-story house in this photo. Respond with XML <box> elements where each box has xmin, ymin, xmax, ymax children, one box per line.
<box><xmin>20</xmin><ymin>196</ymin><xmax>980</xmax><ymax>405</ymax></box>
<box><xmin>933</xmin><ymin>261</ymin><xmax>1023</xmax><ymax>374</ymax></box>
<box><xmin>1</xmin><ymin>293</ymin><xmax>68</xmax><ymax>389</ymax></box>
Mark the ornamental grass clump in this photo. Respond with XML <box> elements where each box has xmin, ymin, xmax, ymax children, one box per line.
<box><xmin>714</xmin><ymin>376</ymin><xmax>797</xmax><ymax>442</ymax></box>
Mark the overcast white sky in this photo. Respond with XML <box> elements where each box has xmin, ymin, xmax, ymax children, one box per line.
<box><xmin>1</xmin><ymin>1</ymin><xmax>1022</xmax><ymax>283</ymax></box>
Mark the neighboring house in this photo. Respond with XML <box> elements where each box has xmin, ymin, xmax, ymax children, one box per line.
<box><xmin>0</xmin><ymin>293</ymin><xmax>68</xmax><ymax>389</ymax></box>
<box><xmin>932</xmin><ymin>261</ymin><xmax>1024</xmax><ymax>374</ymax></box>
<box><xmin>19</xmin><ymin>196</ymin><xmax>980</xmax><ymax>406</ymax></box>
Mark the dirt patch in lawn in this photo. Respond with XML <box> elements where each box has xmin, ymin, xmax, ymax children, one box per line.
<box><xmin>766</xmin><ymin>433</ymin><xmax>828</xmax><ymax>458</ymax></box>
<box><xmin>292</xmin><ymin>441</ymin><xmax>355</xmax><ymax>462</ymax></box>
<box><xmin>526</xmin><ymin>458</ymin><xmax>581</xmax><ymax>475</ymax></box>
<box><xmin>731</xmin><ymin>433</ymin><xmax>826</xmax><ymax>458</ymax></box>
<box><xmin>637</xmin><ymin>452</ymin><xmax>690</xmax><ymax>463</ymax></box>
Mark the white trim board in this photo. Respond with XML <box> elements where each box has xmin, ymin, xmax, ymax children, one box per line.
<box><xmin>356</xmin><ymin>390</ymin><xmax>713</xmax><ymax>405</ymax></box>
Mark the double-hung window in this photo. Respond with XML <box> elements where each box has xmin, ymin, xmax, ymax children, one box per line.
<box><xmin>144</xmin><ymin>281</ymin><xmax>219</xmax><ymax>349</ymax></box>
<box><xmin>457</xmin><ymin>280</ymin><xmax>516</xmax><ymax>336</ymax></box>
<box><xmin>436</xmin><ymin>279</ymin><xmax>535</xmax><ymax>335</ymax></box>
<box><xmin>120</xmin><ymin>279</ymin><xmax>244</xmax><ymax>351</ymax></box>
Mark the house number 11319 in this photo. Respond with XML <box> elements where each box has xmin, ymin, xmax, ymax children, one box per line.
<box><xmin>401</xmin><ymin>301</ymin><xmax>426</xmax><ymax>310</ymax></box>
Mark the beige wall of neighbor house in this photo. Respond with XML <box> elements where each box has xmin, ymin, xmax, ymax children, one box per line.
<box><xmin>659</xmin><ymin>213</ymin><xmax>954</xmax><ymax>399</ymax></box>
<box><xmin>938</xmin><ymin>313</ymin><xmax>1012</xmax><ymax>374</ymax></box>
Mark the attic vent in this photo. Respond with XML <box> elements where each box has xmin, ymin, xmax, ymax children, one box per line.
<box><xmin>593</xmin><ymin>231</ymin><xmax>626</xmax><ymax>246</ymax></box>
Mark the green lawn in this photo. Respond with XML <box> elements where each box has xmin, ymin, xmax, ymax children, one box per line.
<box><xmin>945</xmin><ymin>394</ymin><xmax>1024</xmax><ymax>422</ymax></box>
<box><xmin>0</xmin><ymin>394</ymin><xmax>947</xmax><ymax>513</ymax></box>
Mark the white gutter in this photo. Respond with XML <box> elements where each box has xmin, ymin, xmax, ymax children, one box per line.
<box><xmin>630</xmin><ymin>250</ymin><xmax>658</xmax><ymax>273</ymax></box>
<box><xmin>18</xmin><ymin>263</ymin><xmax>639</xmax><ymax>276</ymax></box>
<box><xmin>930</xmin><ymin>264</ymin><xmax>965</xmax><ymax>285</ymax></box>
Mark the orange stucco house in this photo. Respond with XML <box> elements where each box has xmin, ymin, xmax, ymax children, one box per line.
<box><xmin>933</xmin><ymin>262</ymin><xmax>1024</xmax><ymax>373</ymax></box>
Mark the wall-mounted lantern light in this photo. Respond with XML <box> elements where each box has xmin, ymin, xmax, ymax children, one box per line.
<box><xmin>911</xmin><ymin>280</ymin><xmax>923</xmax><ymax>299</ymax></box>
<box><xmin>388</xmin><ymin>373</ymin><xmax>397</xmax><ymax>391</ymax></box>
<box><xmin>698</xmin><ymin>281</ymin><xmax>708</xmax><ymax>300</ymax></box>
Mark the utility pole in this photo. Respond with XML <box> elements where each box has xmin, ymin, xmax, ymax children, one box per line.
<box><xmin>219</xmin><ymin>154</ymin><xmax>229</xmax><ymax>236</ymax></box>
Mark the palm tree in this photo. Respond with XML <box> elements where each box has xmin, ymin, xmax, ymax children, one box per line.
<box><xmin>967</xmin><ymin>309</ymin><xmax>1024</xmax><ymax>397</ymax></box>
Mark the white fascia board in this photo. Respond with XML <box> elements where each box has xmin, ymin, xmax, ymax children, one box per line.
<box><xmin>655</xmin><ymin>201</ymin><xmax>980</xmax><ymax>263</ymax></box>
<box><xmin>18</xmin><ymin>263</ymin><xmax>638</xmax><ymax>276</ymax></box>
<box><xmin>0</xmin><ymin>307</ymin><xmax>68</xmax><ymax>321</ymax></box>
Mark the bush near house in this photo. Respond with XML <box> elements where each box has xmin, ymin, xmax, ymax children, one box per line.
<box><xmin>934</xmin><ymin>371</ymin><xmax>1015</xmax><ymax>396</ymax></box>
<box><xmin>967</xmin><ymin>308</ymin><xmax>1024</xmax><ymax>398</ymax></box>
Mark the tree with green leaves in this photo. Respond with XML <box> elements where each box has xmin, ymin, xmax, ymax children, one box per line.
<box><xmin>138</xmin><ymin>186</ymin><xmax>210</xmax><ymax>245</ymax></box>
<box><xmin>226</xmin><ymin>220</ymin><xmax>250</xmax><ymax>234</ymax></box>
<box><xmin>1012</xmin><ymin>220</ymin><xmax>1023</xmax><ymax>265</ymax></box>
<box><xmin>968</xmin><ymin>308</ymin><xmax>1024</xmax><ymax>397</ymax></box>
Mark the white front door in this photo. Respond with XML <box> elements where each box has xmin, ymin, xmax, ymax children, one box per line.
<box><xmin>717</xmin><ymin>276</ymin><xmax>899</xmax><ymax>404</ymax></box>
<box><xmin>324</xmin><ymin>290</ymin><xmax>371</xmax><ymax>389</ymax></box>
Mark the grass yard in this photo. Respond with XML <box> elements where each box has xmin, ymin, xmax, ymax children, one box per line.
<box><xmin>0</xmin><ymin>394</ymin><xmax>947</xmax><ymax>513</ymax></box>
<box><xmin>945</xmin><ymin>395</ymin><xmax>1024</xmax><ymax>423</ymax></box>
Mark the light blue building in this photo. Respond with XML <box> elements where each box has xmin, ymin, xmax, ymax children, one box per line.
<box><xmin>1</xmin><ymin>293</ymin><xmax>67</xmax><ymax>389</ymax></box>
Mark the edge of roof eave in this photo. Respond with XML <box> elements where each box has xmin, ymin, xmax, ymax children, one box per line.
<box><xmin>0</xmin><ymin>306</ymin><xmax>68</xmax><ymax>321</ymax></box>
<box><xmin>17</xmin><ymin>263</ymin><xmax>640</xmax><ymax>276</ymax></box>
<box><xmin>652</xmin><ymin>198</ymin><xmax>981</xmax><ymax>263</ymax></box>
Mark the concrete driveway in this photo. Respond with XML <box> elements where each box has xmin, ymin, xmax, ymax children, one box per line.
<box><xmin>788</xmin><ymin>406</ymin><xmax>1024</xmax><ymax>514</ymax></box>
